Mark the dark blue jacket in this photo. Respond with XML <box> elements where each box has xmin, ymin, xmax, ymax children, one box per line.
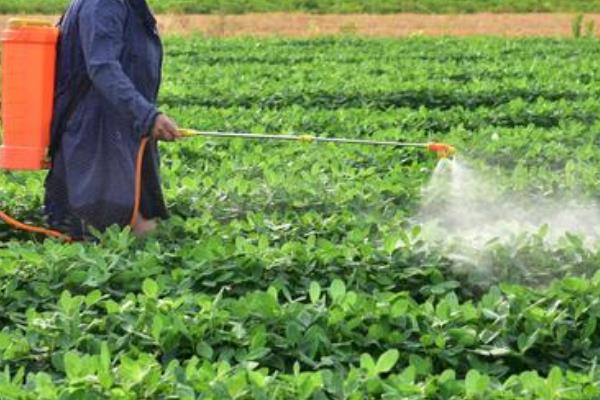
<box><xmin>44</xmin><ymin>0</ymin><xmax>168</xmax><ymax>236</ymax></box>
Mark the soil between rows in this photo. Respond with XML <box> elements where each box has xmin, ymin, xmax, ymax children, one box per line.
<box><xmin>0</xmin><ymin>13</ymin><xmax>596</xmax><ymax>37</ymax></box>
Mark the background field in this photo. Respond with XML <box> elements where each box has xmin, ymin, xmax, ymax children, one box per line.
<box><xmin>4</xmin><ymin>13</ymin><xmax>598</xmax><ymax>38</ymax></box>
<box><xmin>2</xmin><ymin>36</ymin><xmax>600</xmax><ymax>397</ymax></box>
<box><xmin>4</xmin><ymin>0</ymin><xmax>600</xmax><ymax>14</ymax></box>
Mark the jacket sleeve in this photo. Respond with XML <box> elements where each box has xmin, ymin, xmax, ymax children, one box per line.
<box><xmin>78</xmin><ymin>0</ymin><xmax>158</xmax><ymax>138</ymax></box>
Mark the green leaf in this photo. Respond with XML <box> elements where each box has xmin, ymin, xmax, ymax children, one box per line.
<box><xmin>397</xmin><ymin>365</ymin><xmax>416</xmax><ymax>384</ymax></box>
<box><xmin>100</xmin><ymin>342</ymin><xmax>111</xmax><ymax>372</ymax></box>
<box><xmin>297</xmin><ymin>372</ymin><xmax>323</xmax><ymax>400</ymax></box>
<box><xmin>0</xmin><ymin>383</ymin><xmax>26</xmax><ymax>399</ymax></box>
<box><xmin>360</xmin><ymin>354</ymin><xmax>376</xmax><ymax>375</ymax></box>
<box><xmin>408</xmin><ymin>354</ymin><xmax>432</xmax><ymax>376</ymax></box>
<box><xmin>465</xmin><ymin>369</ymin><xmax>489</xmax><ymax>398</ymax></box>
<box><xmin>142</xmin><ymin>278</ymin><xmax>159</xmax><ymax>298</ymax></box>
<box><xmin>196</xmin><ymin>342</ymin><xmax>214</xmax><ymax>360</ymax></box>
<box><xmin>562</xmin><ymin>277</ymin><xmax>589</xmax><ymax>293</ymax></box>
<box><xmin>63</xmin><ymin>352</ymin><xmax>81</xmax><ymax>381</ymax></box>
<box><xmin>32</xmin><ymin>372</ymin><xmax>57</xmax><ymax>399</ymax></box>
<box><xmin>84</xmin><ymin>290</ymin><xmax>102</xmax><ymax>306</ymax></box>
<box><xmin>383</xmin><ymin>235</ymin><xmax>399</xmax><ymax>255</ymax></box>
<box><xmin>250</xmin><ymin>326</ymin><xmax>267</xmax><ymax>350</ymax></box>
<box><xmin>329</xmin><ymin>279</ymin><xmax>346</xmax><ymax>303</ymax></box>
<box><xmin>309</xmin><ymin>281</ymin><xmax>321</xmax><ymax>304</ymax></box>
<box><xmin>391</xmin><ymin>299</ymin><xmax>409</xmax><ymax>318</ymax></box>
<box><xmin>267</xmin><ymin>286</ymin><xmax>278</xmax><ymax>301</ymax></box>
<box><xmin>517</xmin><ymin>330</ymin><xmax>539</xmax><ymax>354</ymax></box>
<box><xmin>376</xmin><ymin>349</ymin><xmax>399</xmax><ymax>374</ymax></box>
<box><xmin>591</xmin><ymin>269</ymin><xmax>600</xmax><ymax>286</ymax></box>
<box><xmin>99</xmin><ymin>343</ymin><xmax>113</xmax><ymax>390</ymax></box>
<box><xmin>547</xmin><ymin>367</ymin><xmax>563</xmax><ymax>392</ymax></box>
<box><xmin>0</xmin><ymin>333</ymin><xmax>10</xmax><ymax>350</ymax></box>
<box><xmin>520</xmin><ymin>371</ymin><xmax>543</xmax><ymax>392</ymax></box>
<box><xmin>248</xmin><ymin>370</ymin><xmax>267</xmax><ymax>388</ymax></box>
<box><xmin>119</xmin><ymin>356</ymin><xmax>151</xmax><ymax>390</ymax></box>
<box><xmin>151</xmin><ymin>315</ymin><xmax>164</xmax><ymax>341</ymax></box>
<box><xmin>439</xmin><ymin>369</ymin><xmax>456</xmax><ymax>384</ymax></box>
<box><xmin>226</xmin><ymin>371</ymin><xmax>247</xmax><ymax>397</ymax></box>
<box><xmin>104</xmin><ymin>300</ymin><xmax>120</xmax><ymax>314</ymax></box>
<box><xmin>465</xmin><ymin>370</ymin><xmax>480</xmax><ymax>398</ymax></box>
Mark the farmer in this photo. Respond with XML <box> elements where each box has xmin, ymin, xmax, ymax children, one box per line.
<box><xmin>44</xmin><ymin>0</ymin><xmax>181</xmax><ymax>240</ymax></box>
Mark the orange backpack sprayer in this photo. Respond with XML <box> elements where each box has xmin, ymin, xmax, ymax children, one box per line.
<box><xmin>0</xmin><ymin>18</ymin><xmax>455</xmax><ymax>242</ymax></box>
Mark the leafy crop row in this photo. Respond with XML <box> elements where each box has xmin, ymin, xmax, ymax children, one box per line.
<box><xmin>2</xmin><ymin>37</ymin><xmax>600</xmax><ymax>398</ymax></box>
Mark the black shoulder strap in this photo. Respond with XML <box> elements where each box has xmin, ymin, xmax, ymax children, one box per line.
<box><xmin>56</xmin><ymin>12</ymin><xmax>65</xmax><ymax>28</ymax></box>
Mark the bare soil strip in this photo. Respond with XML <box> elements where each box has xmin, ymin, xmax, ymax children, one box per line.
<box><xmin>0</xmin><ymin>13</ymin><xmax>595</xmax><ymax>37</ymax></box>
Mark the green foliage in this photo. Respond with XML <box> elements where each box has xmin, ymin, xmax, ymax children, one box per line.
<box><xmin>571</xmin><ymin>14</ymin><xmax>596</xmax><ymax>39</ymax></box>
<box><xmin>3</xmin><ymin>36</ymin><xmax>600</xmax><ymax>397</ymax></box>
<box><xmin>572</xmin><ymin>14</ymin><xmax>584</xmax><ymax>38</ymax></box>
<box><xmin>585</xmin><ymin>19</ymin><xmax>596</xmax><ymax>38</ymax></box>
<box><xmin>6</xmin><ymin>0</ymin><xmax>600</xmax><ymax>14</ymax></box>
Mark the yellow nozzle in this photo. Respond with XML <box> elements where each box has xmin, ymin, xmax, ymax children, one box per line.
<box><xmin>426</xmin><ymin>143</ymin><xmax>456</xmax><ymax>159</ymax></box>
<box><xmin>179</xmin><ymin>129</ymin><xmax>195</xmax><ymax>137</ymax></box>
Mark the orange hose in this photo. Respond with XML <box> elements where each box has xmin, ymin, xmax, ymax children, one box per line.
<box><xmin>0</xmin><ymin>210</ymin><xmax>72</xmax><ymax>241</ymax></box>
<box><xmin>129</xmin><ymin>136</ymin><xmax>150</xmax><ymax>227</ymax></box>
<box><xmin>0</xmin><ymin>136</ymin><xmax>151</xmax><ymax>242</ymax></box>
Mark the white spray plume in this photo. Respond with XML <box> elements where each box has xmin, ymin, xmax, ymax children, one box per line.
<box><xmin>415</xmin><ymin>157</ymin><xmax>600</xmax><ymax>286</ymax></box>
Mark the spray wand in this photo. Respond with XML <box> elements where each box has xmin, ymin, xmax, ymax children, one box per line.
<box><xmin>0</xmin><ymin>131</ymin><xmax>455</xmax><ymax>242</ymax></box>
<box><xmin>178</xmin><ymin>129</ymin><xmax>457</xmax><ymax>159</ymax></box>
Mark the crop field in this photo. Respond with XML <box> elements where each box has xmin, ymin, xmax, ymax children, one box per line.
<box><xmin>4</xmin><ymin>0</ymin><xmax>600</xmax><ymax>14</ymax></box>
<box><xmin>3</xmin><ymin>36</ymin><xmax>600</xmax><ymax>398</ymax></box>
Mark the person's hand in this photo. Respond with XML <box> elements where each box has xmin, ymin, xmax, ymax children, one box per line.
<box><xmin>152</xmin><ymin>113</ymin><xmax>181</xmax><ymax>142</ymax></box>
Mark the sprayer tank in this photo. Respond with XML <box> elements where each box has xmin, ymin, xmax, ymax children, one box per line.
<box><xmin>0</xmin><ymin>19</ymin><xmax>59</xmax><ymax>171</ymax></box>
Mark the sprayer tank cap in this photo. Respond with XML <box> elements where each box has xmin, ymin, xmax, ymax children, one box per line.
<box><xmin>7</xmin><ymin>18</ymin><xmax>55</xmax><ymax>29</ymax></box>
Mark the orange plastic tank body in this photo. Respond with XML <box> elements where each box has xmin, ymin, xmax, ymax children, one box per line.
<box><xmin>0</xmin><ymin>19</ymin><xmax>59</xmax><ymax>171</ymax></box>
